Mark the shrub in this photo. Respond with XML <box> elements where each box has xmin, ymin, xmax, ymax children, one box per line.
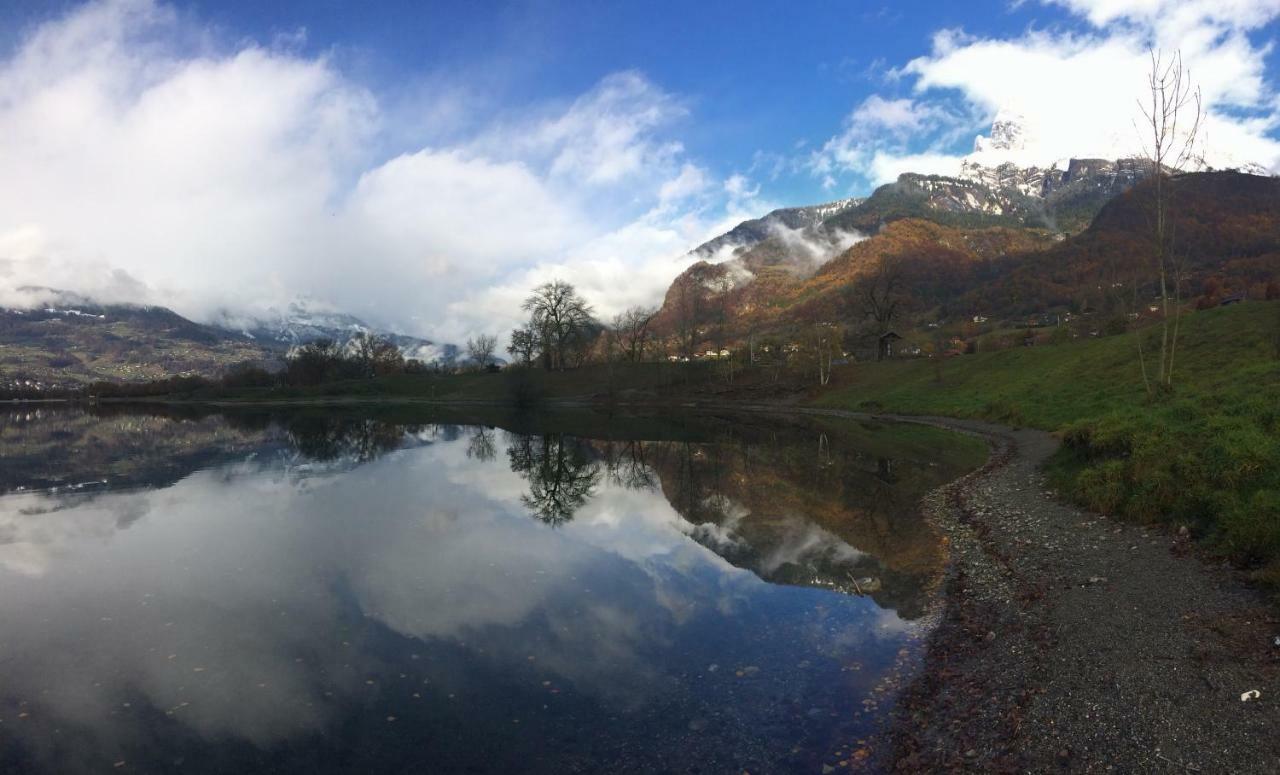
<box><xmin>1221</xmin><ymin>489</ymin><xmax>1280</xmax><ymax>566</ymax></box>
<box><xmin>221</xmin><ymin>363</ymin><xmax>276</xmax><ymax>389</ymax></box>
<box><xmin>505</xmin><ymin>368</ymin><xmax>545</xmax><ymax>409</ymax></box>
<box><xmin>982</xmin><ymin>400</ymin><xmax>1026</xmax><ymax>427</ymax></box>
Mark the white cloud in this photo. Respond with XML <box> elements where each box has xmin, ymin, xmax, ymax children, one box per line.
<box><xmin>0</xmin><ymin>0</ymin><xmax>755</xmax><ymax>346</ymax></box>
<box><xmin>812</xmin><ymin>0</ymin><xmax>1280</xmax><ymax>186</ymax></box>
<box><xmin>11</xmin><ymin>0</ymin><xmax>1276</xmax><ymax>349</ymax></box>
<box><xmin>658</xmin><ymin>162</ymin><xmax>712</xmax><ymax>207</ymax></box>
<box><xmin>809</xmin><ymin>93</ymin><xmax>982</xmax><ymax>185</ymax></box>
<box><xmin>1044</xmin><ymin>0</ymin><xmax>1280</xmax><ymax>35</ymax></box>
<box><xmin>514</xmin><ymin>70</ymin><xmax>689</xmax><ymax>186</ymax></box>
<box><xmin>850</xmin><ymin>95</ymin><xmax>949</xmax><ymax>133</ymax></box>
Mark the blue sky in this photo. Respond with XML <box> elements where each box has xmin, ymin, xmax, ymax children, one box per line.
<box><xmin>1</xmin><ymin>0</ymin><xmax>1279</xmax><ymax>341</ymax></box>
<box><xmin>180</xmin><ymin>0</ymin><xmax>1053</xmax><ymax>200</ymax></box>
<box><xmin>8</xmin><ymin>0</ymin><xmax>1155</xmax><ymax>203</ymax></box>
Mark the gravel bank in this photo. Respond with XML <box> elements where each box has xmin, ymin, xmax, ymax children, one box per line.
<box><xmin>875</xmin><ymin>417</ymin><xmax>1280</xmax><ymax>773</ymax></box>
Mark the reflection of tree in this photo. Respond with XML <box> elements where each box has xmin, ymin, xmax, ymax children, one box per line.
<box><xmin>284</xmin><ymin>417</ymin><xmax>413</xmax><ymax>462</ymax></box>
<box><xmin>600</xmin><ymin>440</ymin><xmax>657</xmax><ymax>490</ymax></box>
<box><xmin>876</xmin><ymin>457</ymin><xmax>897</xmax><ymax>484</ymax></box>
<box><xmin>466</xmin><ymin>427</ymin><xmax>497</xmax><ymax>462</ymax></box>
<box><xmin>506</xmin><ymin>433</ymin><xmax>601</xmax><ymax>526</ymax></box>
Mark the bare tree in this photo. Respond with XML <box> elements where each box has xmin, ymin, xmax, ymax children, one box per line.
<box><xmin>612</xmin><ymin>305</ymin><xmax>657</xmax><ymax>362</ymax></box>
<box><xmin>1136</xmin><ymin>48</ymin><xmax>1202</xmax><ymax>394</ymax></box>
<box><xmin>807</xmin><ymin>324</ymin><xmax>839</xmax><ymax>386</ymax></box>
<box><xmin>466</xmin><ymin>334</ymin><xmax>498</xmax><ymax>370</ymax></box>
<box><xmin>507</xmin><ymin>326</ymin><xmax>538</xmax><ymax>367</ymax></box>
<box><xmin>466</xmin><ymin>426</ymin><xmax>496</xmax><ymax>461</ymax></box>
<box><xmin>1273</xmin><ymin>300</ymin><xmax>1280</xmax><ymax>361</ymax></box>
<box><xmin>847</xmin><ymin>254</ymin><xmax>908</xmax><ymax>361</ymax></box>
<box><xmin>522</xmin><ymin>280</ymin><xmax>596</xmax><ymax>371</ymax></box>
<box><xmin>349</xmin><ymin>332</ymin><xmax>404</xmax><ymax>377</ymax></box>
<box><xmin>673</xmin><ymin>274</ymin><xmax>701</xmax><ymax>359</ymax></box>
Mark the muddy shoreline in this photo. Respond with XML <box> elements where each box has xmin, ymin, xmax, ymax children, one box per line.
<box><xmin>870</xmin><ymin>417</ymin><xmax>1279</xmax><ymax>773</ymax></box>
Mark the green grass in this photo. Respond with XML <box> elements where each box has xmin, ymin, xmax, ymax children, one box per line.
<box><xmin>814</xmin><ymin>301</ymin><xmax>1280</xmax><ymax>589</ymax></box>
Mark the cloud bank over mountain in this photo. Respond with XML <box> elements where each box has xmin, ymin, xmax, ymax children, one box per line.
<box><xmin>0</xmin><ymin>0</ymin><xmax>772</xmax><ymax>343</ymax></box>
<box><xmin>812</xmin><ymin>0</ymin><xmax>1280</xmax><ymax>186</ymax></box>
<box><xmin>0</xmin><ymin>0</ymin><xmax>1276</xmax><ymax>344</ymax></box>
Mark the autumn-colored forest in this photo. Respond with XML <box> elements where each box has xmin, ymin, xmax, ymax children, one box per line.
<box><xmin>650</xmin><ymin>171</ymin><xmax>1280</xmax><ymax>358</ymax></box>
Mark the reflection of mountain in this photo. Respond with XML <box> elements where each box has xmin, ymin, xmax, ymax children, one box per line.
<box><xmin>2</xmin><ymin>405</ymin><xmax>978</xmax><ymax>622</ymax></box>
<box><xmin>0</xmin><ymin>405</ymin><xmax>988</xmax><ymax>773</ymax></box>
<box><xmin>0</xmin><ymin>406</ymin><xmax>280</xmax><ymax>494</ymax></box>
<box><xmin>625</xmin><ymin>433</ymin><xmax>954</xmax><ymax>620</ymax></box>
<box><xmin>497</xmin><ymin>418</ymin><xmax>979</xmax><ymax>620</ymax></box>
<box><xmin>0</xmin><ymin>406</ymin><xmax>442</xmax><ymax>495</ymax></box>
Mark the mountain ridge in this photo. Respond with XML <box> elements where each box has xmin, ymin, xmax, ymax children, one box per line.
<box><xmin>1</xmin><ymin>292</ymin><xmax>462</xmax><ymax>388</ymax></box>
<box><xmin>651</xmin><ymin>169</ymin><xmax>1279</xmax><ymax>358</ymax></box>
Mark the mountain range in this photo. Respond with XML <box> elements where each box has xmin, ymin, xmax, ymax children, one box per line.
<box><xmin>0</xmin><ymin>291</ymin><xmax>459</xmax><ymax>389</ymax></box>
<box><xmin>211</xmin><ymin>301</ymin><xmax>459</xmax><ymax>364</ymax></box>
<box><xmin>2</xmin><ymin>110</ymin><xmax>1275</xmax><ymax>389</ymax></box>
<box><xmin>651</xmin><ymin>165</ymin><xmax>1279</xmax><ymax>357</ymax></box>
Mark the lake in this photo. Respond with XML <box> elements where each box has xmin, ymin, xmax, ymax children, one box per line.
<box><xmin>0</xmin><ymin>405</ymin><xmax>985</xmax><ymax>773</ymax></box>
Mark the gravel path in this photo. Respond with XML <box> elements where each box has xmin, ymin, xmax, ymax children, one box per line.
<box><xmin>876</xmin><ymin>417</ymin><xmax>1280</xmax><ymax>773</ymax></box>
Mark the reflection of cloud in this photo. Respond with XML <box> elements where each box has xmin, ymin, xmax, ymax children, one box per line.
<box><xmin>0</xmin><ymin>491</ymin><xmax>153</xmax><ymax>576</ymax></box>
<box><xmin>0</xmin><ymin>474</ymin><xmax>353</xmax><ymax>759</ymax></box>
<box><xmin>0</xmin><ymin>427</ymin><xmax>907</xmax><ymax>766</ymax></box>
<box><xmin>755</xmin><ymin>516</ymin><xmax>866</xmax><ymax>576</ymax></box>
<box><xmin>0</xmin><ymin>434</ymin><xmax>742</xmax><ymax>754</ymax></box>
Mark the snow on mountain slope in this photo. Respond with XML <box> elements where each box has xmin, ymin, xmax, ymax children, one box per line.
<box><xmin>958</xmin><ymin>108</ymin><xmax>1271</xmax><ymax>198</ymax></box>
<box><xmin>211</xmin><ymin>300</ymin><xmax>462</xmax><ymax>365</ymax></box>
<box><xmin>690</xmin><ymin>198</ymin><xmax>864</xmax><ymax>260</ymax></box>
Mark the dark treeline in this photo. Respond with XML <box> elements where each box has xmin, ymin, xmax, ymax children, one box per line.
<box><xmin>82</xmin><ymin>332</ymin><xmax>438</xmax><ymax>398</ymax></box>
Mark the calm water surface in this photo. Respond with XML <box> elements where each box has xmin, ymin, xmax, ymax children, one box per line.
<box><xmin>0</xmin><ymin>406</ymin><xmax>984</xmax><ymax>773</ymax></box>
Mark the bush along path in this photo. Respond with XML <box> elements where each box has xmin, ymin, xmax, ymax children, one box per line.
<box><xmin>860</xmin><ymin>416</ymin><xmax>1280</xmax><ymax>773</ymax></box>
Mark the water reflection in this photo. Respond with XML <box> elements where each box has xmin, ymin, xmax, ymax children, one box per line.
<box><xmin>508</xmin><ymin>433</ymin><xmax>603</xmax><ymax>526</ymax></box>
<box><xmin>0</xmin><ymin>405</ymin><xmax>984</xmax><ymax>774</ymax></box>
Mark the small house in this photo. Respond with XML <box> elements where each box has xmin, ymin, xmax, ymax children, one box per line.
<box><xmin>877</xmin><ymin>331</ymin><xmax>903</xmax><ymax>361</ymax></box>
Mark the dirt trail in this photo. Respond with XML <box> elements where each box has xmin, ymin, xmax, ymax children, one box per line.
<box><xmin>863</xmin><ymin>416</ymin><xmax>1280</xmax><ymax>773</ymax></box>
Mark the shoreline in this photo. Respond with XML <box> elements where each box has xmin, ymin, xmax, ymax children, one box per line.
<box><xmin>873</xmin><ymin>417</ymin><xmax>1279</xmax><ymax>773</ymax></box>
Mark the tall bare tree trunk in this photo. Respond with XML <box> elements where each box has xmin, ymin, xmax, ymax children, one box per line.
<box><xmin>1138</xmin><ymin>48</ymin><xmax>1201</xmax><ymax>395</ymax></box>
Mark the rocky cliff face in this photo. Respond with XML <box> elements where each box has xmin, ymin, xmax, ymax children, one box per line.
<box><xmin>959</xmin><ymin>156</ymin><xmax>1149</xmax><ymax>208</ymax></box>
<box><xmin>819</xmin><ymin>154</ymin><xmax>1151</xmax><ymax>235</ymax></box>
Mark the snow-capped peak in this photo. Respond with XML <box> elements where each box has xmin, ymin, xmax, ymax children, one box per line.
<box><xmin>972</xmin><ymin>108</ymin><xmax>1031</xmax><ymax>156</ymax></box>
<box><xmin>962</xmin><ymin>105</ymin><xmax>1274</xmax><ymax>179</ymax></box>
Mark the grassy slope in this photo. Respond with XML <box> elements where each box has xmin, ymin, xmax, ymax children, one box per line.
<box><xmin>814</xmin><ymin>301</ymin><xmax>1280</xmax><ymax>585</ymax></box>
